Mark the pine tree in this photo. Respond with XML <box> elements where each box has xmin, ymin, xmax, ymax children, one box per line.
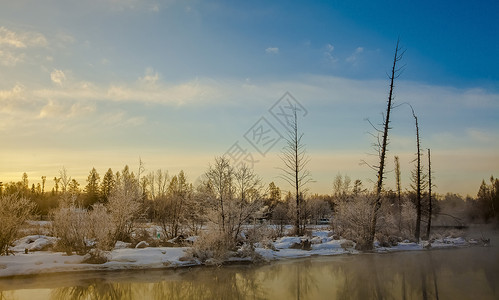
<box><xmin>100</xmin><ymin>168</ymin><xmax>115</xmax><ymax>203</ymax></box>
<box><xmin>84</xmin><ymin>168</ymin><xmax>101</xmax><ymax>207</ymax></box>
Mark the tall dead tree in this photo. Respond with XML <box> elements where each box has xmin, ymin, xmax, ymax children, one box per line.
<box><xmin>279</xmin><ymin>106</ymin><xmax>312</xmax><ymax>236</ymax></box>
<box><xmin>366</xmin><ymin>40</ymin><xmax>404</xmax><ymax>250</ymax></box>
<box><xmin>394</xmin><ymin>155</ymin><xmax>402</xmax><ymax>231</ymax></box>
<box><xmin>411</xmin><ymin>106</ymin><xmax>423</xmax><ymax>241</ymax></box>
<box><xmin>426</xmin><ymin>148</ymin><xmax>433</xmax><ymax>240</ymax></box>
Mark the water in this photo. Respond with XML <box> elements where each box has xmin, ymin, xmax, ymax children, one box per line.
<box><xmin>1</xmin><ymin>246</ymin><xmax>498</xmax><ymax>299</ymax></box>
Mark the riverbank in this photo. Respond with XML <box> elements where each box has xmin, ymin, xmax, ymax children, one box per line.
<box><xmin>0</xmin><ymin>228</ymin><xmax>488</xmax><ymax>279</ymax></box>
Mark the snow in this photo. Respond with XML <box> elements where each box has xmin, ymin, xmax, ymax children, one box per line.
<box><xmin>0</xmin><ymin>247</ymin><xmax>194</xmax><ymax>277</ymax></box>
<box><xmin>0</xmin><ymin>228</ymin><xmax>478</xmax><ymax>278</ymax></box>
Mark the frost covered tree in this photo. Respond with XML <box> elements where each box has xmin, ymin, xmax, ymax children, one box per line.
<box><xmin>0</xmin><ymin>194</ymin><xmax>35</xmax><ymax>255</ymax></box>
<box><xmin>107</xmin><ymin>166</ymin><xmax>142</xmax><ymax>243</ymax></box>
<box><xmin>232</xmin><ymin>164</ymin><xmax>263</xmax><ymax>241</ymax></box>
<box><xmin>201</xmin><ymin>157</ymin><xmax>263</xmax><ymax>249</ymax></box>
<box><xmin>204</xmin><ymin>156</ymin><xmax>234</xmax><ymax>236</ymax></box>
<box><xmin>155</xmin><ymin>170</ymin><xmax>192</xmax><ymax>238</ymax></box>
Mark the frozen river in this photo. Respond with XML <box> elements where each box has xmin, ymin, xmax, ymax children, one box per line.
<box><xmin>1</xmin><ymin>243</ymin><xmax>498</xmax><ymax>300</ymax></box>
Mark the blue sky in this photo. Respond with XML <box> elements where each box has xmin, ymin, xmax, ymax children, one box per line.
<box><xmin>1</xmin><ymin>0</ymin><xmax>498</xmax><ymax>196</ymax></box>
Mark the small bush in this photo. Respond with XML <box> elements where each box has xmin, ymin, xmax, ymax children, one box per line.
<box><xmin>189</xmin><ymin>229</ymin><xmax>233</xmax><ymax>263</ymax></box>
<box><xmin>0</xmin><ymin>194</ymin><xmax>35</xmax><ymax>255</ymax></box>
<box><xmin>333</xmin><ymin>195</ymin><xmax>374</xmax><ymax>247</ymax></box>
<box><xmin>51</xmin><ymin>205</ymin><xmax>90</xmax><ymax>255</ymax></box>
<box><xmin>88</xmin><ymin>204</ymin><xmax>114</xmax><ymax>251</ymax></box>
<box><xmin>52</xmin><ymin>204</ymin><xmax>115</xmax><ymax>255</ymax></box>
<box><xmin>107</xmin><ymin>187</ymin><xmax>142</xmax><ymax>243</ymax></box>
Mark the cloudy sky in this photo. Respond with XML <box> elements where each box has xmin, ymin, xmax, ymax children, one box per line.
<box><xmin>1</xmin><ymin>0</ymin><xmax>498</xmax><ymax>196</ymax></box>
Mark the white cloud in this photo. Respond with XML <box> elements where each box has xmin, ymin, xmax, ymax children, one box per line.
<box><xmin>265</xmin><ymin>47</ymin><xmax>279</xmax><ymax>54</ymax></box>
<box><xmin>150</xmin><ymin>4</ymin><xmax>160</xmax><ymax>12</ymax></box>
<box><xmin>346</xmin><ymin>47</ymin><xmax>364</xmax><ymax>64</ymax></box>
<box><xmin>38</xmin><ymin>100</ymin><xmax>65</xmax><ymax>119</ymax></box>
<box><xmin>0</xmin><ymin>49</ymin><xmax>25</xmax><ymax>66</ymax></box>
<box><xmin>324</xmin><ymin>43</ymin><xmax>337</xmax><ymax>64</ymax></box>
<box><xmin>0</xmin><ymin>84</ymin><xmax>24</xmax><ymax>101</ymax></box>
<box><xmin>50</xmin><ymin>69</ymin><xmax>66</xmax><ymax>86</ymax></box>
<box><xmin>139</xmin><ymin>68</ymin><xmax>160</xmax><ymax>86</ymax></box>
<box><xmin>0</xmin><ymin>27</ymin><xmax>48</xmax><ymax>66</ymax></box>
<box><xmin>466</xmin><ymin>128</ymin><xmax>499</xmax><ymax>145</ymax></box>
<box><xmin>0</xmin><ymin>27</ymin><xmax>47</xmax><ymax>48</ymax></box>
<box><xmin>103</xmin><ymin>0</ymin><xmax>163</xmax><ymax>12</ymax></box>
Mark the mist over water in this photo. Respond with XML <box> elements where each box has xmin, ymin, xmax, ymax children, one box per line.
<box><xmin>2</xmin><ymin>237</ymin><xmax>498</xmax><ymax>300</ymax></box>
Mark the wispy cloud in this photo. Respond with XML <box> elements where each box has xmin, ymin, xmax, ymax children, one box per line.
<box><xmin>265</xmin><ymin>47</ymin><xmax>279</xmax><ymax>54</ymax></box>
<box><xmin>50</xmin><ymin>69</ymin><xmax>66</xmax><ymax>86</ymax></box>
<box><xmin>0</xmin><ymin>27</ymin><xmax>48</xmax><ymax>48</ymax></box>
<box><xmin>0</xmin><ymin>27</ymin><xmax>48</xmax><ymax>66</ymax></box>
<box><xmin>324</xmin><ymin>43</ymin><xmax>337</xmax><ymax>64</ymax></box>
<box><xmin>346</xmin><ymin>47</ymin><xmax>364</xmax><ymax>64</ymax></box>
<box><xmin>102</xmin><ymin>0</ymin><xmax>163</xmax><ymax>12</ymax></box>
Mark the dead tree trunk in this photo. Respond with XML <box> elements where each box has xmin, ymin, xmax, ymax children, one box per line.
<box><xmin>367</xmin><ymin>40</ymin><xmax>404</xmax><ymax>250</ymax></box>
<box><xmin>395</xmin><ymin>155</ymin><xmax>402</xmax><ymax>232</ymax></box>
<box><xmin>426</xmin><ymin>148</ymin><xmax>433</xmax><ymax>240</ymax></box>
<box><xmin>413</xmin><ymin>109</ymin><xmax>422</xmax><ymax>241</ymax></box>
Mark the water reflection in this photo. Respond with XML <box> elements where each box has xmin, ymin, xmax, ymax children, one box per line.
<box><xmin>1</xmin><ymin>246</ymin><xmax>498</xmax><ymax>300</ymax></box>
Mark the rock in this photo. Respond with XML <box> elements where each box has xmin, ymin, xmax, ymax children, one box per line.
<box><xmin>289</xmin><ymin>239</ymin><xmax>312</xmax><ymax>250</ymax></box>
<box><xmin>423</xmin><ymin>241</ymin><xmax>431</xmax><ymax>249</ymax></box>
<box><xmin>29</xmin><ymin>237</ymin><xmax>56</xmax><ymax>251</ymax></box>
<box><xmin>340</xmin><ymin>240</ymin><xmax>355</xmax><ymax>250</ymax></box>
<box><xmin>135</xmin><ymin>241</ymin><xmax>149</xmax><ymax>248</ymax></box>
<box><xmin>114</xmin><ymin>241</ymin><xmax>132</xmax><ymax>249</ymax></box>
<box><xmin>82</xmin><ymin>249</ymin><xmax>109</xmax><ymax>264</ymax></box>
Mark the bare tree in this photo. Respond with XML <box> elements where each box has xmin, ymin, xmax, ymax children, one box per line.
<box><xmin>394</xmin><ymin>156</ymin><xmax>403</xmax><ymax>231</ymax></box>
<box><xmin>366</xmin><ymin>40</ymin><xmax>405</xmax><ymax>250</ymax></box>
<box><xmin>410</xmin><ymin>106</ymin><xmax>426</xmax><ymax>241</ymax></box>
<box><xmin>205</xmin><ymin>156</ymin><xmax>234</xmax><ymax>234</ymax></box>
<box><xmin>279</xmin><ymin>105</ymin><xmax>312</xmax><ymax>236</ymax></box>
<box><xmin>232</xmin><ymin>164</ymin><xmax>263</xmax><ymax>241</ymax></box>
<box><xmin>426</xmin><ymin>148</ymin><xmax>433</xmax><ymax>240</ymax></box>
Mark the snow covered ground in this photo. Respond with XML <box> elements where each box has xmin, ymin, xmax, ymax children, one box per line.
<box><xmin>0</xmin><ymin>229</ymin><xmax>480</xmax><ymax>278</ymax></box>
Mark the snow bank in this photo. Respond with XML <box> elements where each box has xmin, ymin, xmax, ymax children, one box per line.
<box><xmin>11</xmin><ymin>235</ymin><xmax>57</xmax><ymax>252</ymax></box>
<box><xmin>0</xmin><ymin>230</ymin><xmax>477</xmax><ymax>278</ymax></box>
<box><xmin>0</xmin><ymin>247</ymin><xmax>194</xmax><ymax>277</ymax></box>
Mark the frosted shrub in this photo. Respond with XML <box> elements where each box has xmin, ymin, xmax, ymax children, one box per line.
<box><xmin>333</xmin><ymin>195</ymin><xmax>374</xmax><ymax>248</ymax></box>
<box><xmin>0</xmin><ymin>194</ymin><xmax>35</xmax><ymax>255</ymax></box>
<box><xmin>107</xmin><ymin>187</ymin><xmax>142</xmax><ymax>243</ymax></box>
<box><xmin>190</xmin><ymin>228</ymin><xmax>233</xmax><ymax>263</ymax></box>
<box><xmin>51</xmin><ymin>205</ymin><xmax>90</xmax><ymax>255</ymax></box>
<box><xmin>400</xmin><ymin>202</ymin><xmax>418</xmax><ymax>239</ymax></box>
<box><xmin>333</xmin><ymin>194</ymin><xmax>406</xmax><ymax>248</ymax></box>
<box><xmin>88</xmin><ymin>204</ymin><xmax>114</xmax><ymax>250</ymax></box>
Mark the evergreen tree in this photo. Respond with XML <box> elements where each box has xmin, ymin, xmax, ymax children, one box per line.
<box><xmin>100</xmin><ymin>168</ymin><xmax>115</xmax><ymax>203</ymax></box>
<box><xmin>84</xmin><ymin>167</ymin><xmax>101</xmax><ymax>207</ymax></box>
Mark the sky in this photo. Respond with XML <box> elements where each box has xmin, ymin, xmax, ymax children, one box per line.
<box><xmin>0</xmin><ymin>0</ymin><xmax>498</xmax><ymax>197</ymax></box>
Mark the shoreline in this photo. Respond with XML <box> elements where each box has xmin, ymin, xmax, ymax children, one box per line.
<box><xmin>0</xmin><ymin>230</ymin><xmax>486</xmax><ymax>280</ymax></box>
